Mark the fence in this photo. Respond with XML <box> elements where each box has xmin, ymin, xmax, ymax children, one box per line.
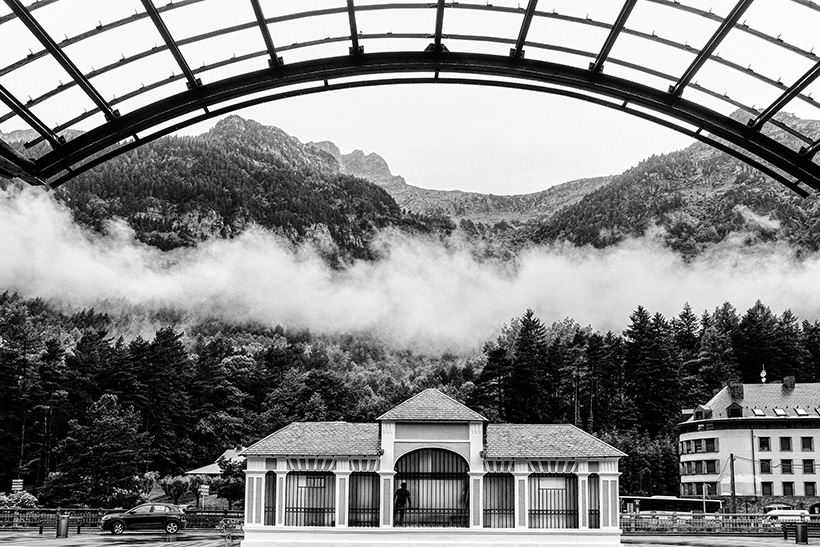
<box><xmin>621</xmin><ymin>513</ymin><xmax>784</xmax><ymax>534</ymax></box>
<box><xmin>0</xmin><ymin>507</ymin><xmax>243</xmax><ymax>530</ymax></box>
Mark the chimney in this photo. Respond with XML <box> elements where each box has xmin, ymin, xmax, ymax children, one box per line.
<box><xmin>728</xmin><ymin>379</ymin><xmax>744</xmax><ymax>401</ymax></box>
<box><xmin>783</xmin><ymin>376</ymin><xmax>796</xmax><ymax>391</ymax></box>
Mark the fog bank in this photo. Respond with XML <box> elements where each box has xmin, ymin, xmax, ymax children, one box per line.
<box><xmin>0</xmin><ymin>186</ymin><xmax>815</xmax><ymax>352</ymax></box>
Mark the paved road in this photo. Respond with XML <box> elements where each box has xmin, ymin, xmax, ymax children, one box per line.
<box><xmin>0</xmin><ymin>530</ymin><xmax>239</xmax><ymax>547</ymax></box>
<box><xmin>0</xmin><ymin>531</ymin><xmax>801</xmax><ymax>547</ymax></box>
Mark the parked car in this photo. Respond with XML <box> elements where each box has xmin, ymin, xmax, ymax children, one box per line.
<box><xmin>98</xmin><ymin>503</ymin><xmax>187</xmax><ymax>534</ymax></box>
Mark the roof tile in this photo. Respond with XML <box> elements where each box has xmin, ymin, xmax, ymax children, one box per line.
<box><xmin>689</xmin><ymin>382</ymin><xmax>820</xmax><ymax>420</ymax></box>
<box><xmin>242</xmin><ymin>422</ymin><xmax>380</xmax><ymax>456</ymax></box>
<box><xmin>485</xmin><ymin>424</ymin><xmax>626</xmax><ymax>459</ymax></box>
<box><xmin>377</xmin><ymin>388</ymin><xmax>487</xmax><ymax>421</ymax></box>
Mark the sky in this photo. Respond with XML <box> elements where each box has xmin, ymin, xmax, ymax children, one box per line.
<box><xmin>182</xmin><ymin>85</ymin><xmax>698</xmax><ymax>195</ymax></box>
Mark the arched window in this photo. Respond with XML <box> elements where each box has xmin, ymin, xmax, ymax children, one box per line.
<box><xmin>264</xmin><ymin>471</ymin><xmax>276</xmax><ymax>526</ymax></box>
<box><xmin>588</xmin><ymin>474</ymin><xmax>600</xmax><ymax>529</ymax></box>
<box><xmin>394</xmin><ymin>448</ymin><xmax>469</xmax><ymax>527</ymax></box>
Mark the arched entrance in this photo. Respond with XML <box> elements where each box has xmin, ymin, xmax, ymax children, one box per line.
<box><xmin>394</xmin><ymin>448</ymin><xmax>469</xmax><ymax>528</ymax></box>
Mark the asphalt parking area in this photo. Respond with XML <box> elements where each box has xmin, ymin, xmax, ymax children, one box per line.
<box><xmin>0</xmin><ymin>529</ymin><xmax>239</xmax><ymax>547</ymax></box>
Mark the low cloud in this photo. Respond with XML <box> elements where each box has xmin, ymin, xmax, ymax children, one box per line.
<box><xmin>0</xmin><ymin>186</ymin><xmax>816</xmax><ymax>353</ymax></box>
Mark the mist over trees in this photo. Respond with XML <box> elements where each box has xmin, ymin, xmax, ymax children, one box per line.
<box><xmin>1</xmin><ymin>289</ymin><xmax>819</xmax><ymax>505</ymax></box>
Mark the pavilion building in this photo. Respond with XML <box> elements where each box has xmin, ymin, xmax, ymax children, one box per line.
<box><xmin>241</xmin><ymin>388</ymin><xmax>625</xmax><ymax>546</ymax></box>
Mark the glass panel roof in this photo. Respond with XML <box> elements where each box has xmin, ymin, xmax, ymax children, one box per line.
<box><xmin>0</xmin><ymin>0</ymin><xmax>818</xmax><ymax>190</ymax></box>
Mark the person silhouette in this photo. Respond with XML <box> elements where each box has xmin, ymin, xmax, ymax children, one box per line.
<box><xmin>394</xmin><ymin>482</ymin><xmax>411</xmax><ymax>526</ymax></box>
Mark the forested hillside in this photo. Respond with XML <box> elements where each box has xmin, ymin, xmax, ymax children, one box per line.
<box><xmin>1</xmin><ymin>289</ymin><xmax>818</xmax><ymax>505</ymax></box>
<box><xmin>5</xmin><ymin>117</ymin><xmax>448</xmax><ymax>262</ymax></box>
<box><xmin>524</xmin><ymin>114</ymin><xmax>820</xmax><ymax>256</ymax></box>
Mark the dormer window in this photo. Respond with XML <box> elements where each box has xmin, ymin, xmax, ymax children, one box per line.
<box><xmin>753</xmin><ymin>409</ymin><xmax>766</xmax><ymax>416</ymax></box>
<box><xmin>774</xmin><ymin>408</ymin><xmax>787</xmax><ymax>417</ymax></box>
<box><xmin>727</xmin><ymin>403</ymin><xmax>743</xmax><ymax>418</ymax></box>
<box><xmin>796</xmin><ymin>408</ymin><xmax>809</xmax><ymax>417</ymax></box>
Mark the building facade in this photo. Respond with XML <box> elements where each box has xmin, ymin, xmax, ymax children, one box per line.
<box><xmin>678</xmin><ymin>379</ymin><xmax>820</xmax><ymax>512</ymax></box>
<box><xmin>241</xmin><ymin>388</ymin><xmax>625</xmax><ymax>546</ymax></box>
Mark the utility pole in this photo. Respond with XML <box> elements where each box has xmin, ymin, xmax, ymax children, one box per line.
<box><xmin>730</xmin><ymin>453</ymin><xmax>737</xmax><ymax>513</ymax></box>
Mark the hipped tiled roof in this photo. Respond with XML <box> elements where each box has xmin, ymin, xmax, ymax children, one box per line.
<box><xmin>377</xmin><ymin>388</ymin><xmax>487</xmax><ymax>422</ymax></box>
<box><xmin>687</xmin><ymin>382</ymin><xmax>820</xmax><ymax>420</ymax></box>
<box><xmin>242</xmin><ymin>422</ymin><xmax>380</xmax><ymax>456</ymax></box>
<box><xmin>485</xmin><ymin>424</ymin><xmax>626</xmax><ymax>459</ymax></box>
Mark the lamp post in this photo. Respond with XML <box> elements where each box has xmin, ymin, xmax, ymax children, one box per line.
<box><xmin>702</xmin><ymin>484</ymin><xmax>709</xmax><ymax>513</ymax></box>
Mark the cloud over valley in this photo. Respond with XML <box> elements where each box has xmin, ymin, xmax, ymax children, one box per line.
<box><xmin>0</xmin><ymin>186</ymin><xmax>817</xmax><ymax>352</ymax></box>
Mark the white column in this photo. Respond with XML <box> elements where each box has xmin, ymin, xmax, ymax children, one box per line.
<box><xmin>379</xmin><ymin>421</ymin><xmax>396</xmax><ymax>528</ymax></box>
<box><xmin>275</xmin><ymin>458</ymin><xmax>288</xmax><ymax>526</ymax></box>
<box><xmin>598</xmin><ymin>462</ymin><xmax>621</xmax><ymax>529</ymax></box>
<box><xmin>378</xmin><ymin>471</ymin><xmax>396</xmax><ymax>527</ymax></box>
<box><xmin>575</xmin><ymin>467</ymin><xmax>590</xmax><ymax>530</ymax></box>
<box><xmin>469</xmin><ymin>471</ymin><xmax>484</xmax><ymax>528</ymax></box>
<box><xmin>512</xmin><ymin>461</ymin><xmax>530</xmax><ymax>529</ymax></box>
<box><xmin>334</xmin><ymin>459</ymin><xmax>351</xmax><ymax>528</ymax></box>
<box><xmin>244</xmin><ymin>456</ymin><xmax>266</xmax><ymax>526</ymax></box>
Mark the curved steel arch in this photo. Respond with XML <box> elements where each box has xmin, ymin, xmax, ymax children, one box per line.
<box><xmin>0</xmin><ymin>0</ymin><xmax>819</xmax><ymax>195</ymax></box>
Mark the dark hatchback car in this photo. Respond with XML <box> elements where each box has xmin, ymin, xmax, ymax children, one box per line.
<box><xmin>99</xmin><ymin>503</ymin><xmax>187</xmax><ymax>534</ymax></box>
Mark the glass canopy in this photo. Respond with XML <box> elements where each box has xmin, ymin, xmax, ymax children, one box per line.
<box><xmin>1</xmin><ymin>0</ymin><xmax>820</xmax><ymax>193</ymax></box>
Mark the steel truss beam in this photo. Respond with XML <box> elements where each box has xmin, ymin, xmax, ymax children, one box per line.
<box><xmin>669</xmin><ymin>0</ymin><xmax>755</xmax><ymax>97</ymax></box>
<box><xmin>589</xmin><ymin>0</ymin><xmax>637</xmax><ymax>73</ymax></box>
<box><xmin>347</xmin><ymin>0</ymin><xmax>363</xmax><ymax>55</ymax></box>
<box><xmin>0</xmin><ymin>83</ymin><xmax>62</xmax><ymax>148</ymax></box>
<box><xmin>249</xmin><ymin>0</ymin><xmax>281</xmax><ymax>67</ymax></box>
<box><xmin>749</xmin><ymin>59</ymin><xmax>820</xmax><ymax>130</ymax></box>
<box><xmin>431</xmin><ymin>0</ymin><xmax>446</xmax><ymax>52</ymax></box>
<box><xmin>140</xmin><ymin>0</ymin><xmax>201</xmax><ymax>89</ymax></box>
<box><xmin>3</xmin><ymin>0</ymin><xmax>119</xmax><ymax>121</ymax></box>
<box><xmin>510</xmin><ymin>0</ymin><xmax>538</xmax><ymax>59</ymax></box>
<box><xmin>0</xmin><ymin>139</ymin><xmax>41</xmax><ymax>185</ymax></box>
<box><xmin>22</xmin><ymin>51</ymin><xmax>819</xmax><ymax>194</ymax></box>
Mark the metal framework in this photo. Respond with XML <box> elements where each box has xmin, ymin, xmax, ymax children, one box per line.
<box><xmin>0</xmin><ymin>0</ymin><xmax>819</xmax><ymax>195</ymax></box>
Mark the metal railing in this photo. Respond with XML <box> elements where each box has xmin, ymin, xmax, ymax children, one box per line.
<box><xmin>0</xmin><ymin>507</ymin><xmax>243</xmax><ymax>530</ymax></box>
<box><xmin>621</xmin><ymin>513</ymin><xmax>783</xmax><ymax>534</ymax></box>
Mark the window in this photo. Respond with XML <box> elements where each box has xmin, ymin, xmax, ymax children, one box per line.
<box><xmin>685</xmin><ymin>462</ymin><xmax>692</xmax><ymax>475</ymax></box>
<box><xmin>807</xmin><ymin>483</ymin><xmax>817</xmax><ymax>496</ymax></box>
<box><xmin>762</xmin><ymin>482</ymin><xmax>773</xmax><ymax>496</ymax></box>
<box><xmin>753</xmin><ymin>408</ymin><xmax>766</xmax><ymax>416</ymax></box>
<box><xmin>727</xmin><ymin>404</ymin><xmax>743</xmax><ymax>418</ymax></box>
<box><xmin>782</xmin><ymin>460</ymin><xmax>793</xmax><ymax>474</ymax></box>
<box><xmin>761</xmin><ymin>460</ymin><xmax>772</xmax><ymax>474</ymax></box>
<box><xmin>797</xmin><ymin>408</ymin><xmax>809</xmax><ymax>417</ymax></box>
<box><xmin>694</xmin><ymin>440</ymin><xmax>704</xmax><ymax>453</ymax></box>
<box><xmin>775</xmin><ymin>408</ymin><xmax>788</xmax><ymax>416</ymax></box>
<box><xmin>784</xmin><ymin>482</ymin><xmax>795</xmax><ymax>496</ymax></box>
<box><xmin>705</xmin><ymin>438</ymin><xmax>717</xmax><ymax>452</ymax></box>
<box><xmin>694</xmin><ymin>461</ymin><xmax>703</xmax><ymax>474</ymax></box>
<box><xmin>759</xmin><ymin>437</ymin><xmax>771</xmax><ymax>451</ymax></box>
<box><xmin>706</xmin><ymin>460</ymin><xmax>717</xmax><ymax>474</ymax></box>
<box><xmin>802</xmin><ymin>437</ymin><xmax>814</xmax><ymax>451</ymax></box>
<box><xmin>781</xmin><ymin>437</ymin><xmax>793</xmax><ymax>451</ymax></box>
<box><xmin>804</xmin><ymin>460</ymin><xmax>815</xmax><ymax>474</ymax></box>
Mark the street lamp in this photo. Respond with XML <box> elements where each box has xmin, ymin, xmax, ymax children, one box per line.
<box><xmin>702</xmin><ymin>484</ymin><xmax>710</xmax><ymax>513</ymax></box>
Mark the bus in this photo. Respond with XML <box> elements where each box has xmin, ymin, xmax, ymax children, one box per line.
<box><xmin>621</xmin><ymin>495</ymin><xmax>723</xmax><ymax>515</ymax></box>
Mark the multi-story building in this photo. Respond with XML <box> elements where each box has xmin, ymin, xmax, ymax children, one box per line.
<box><xmin>677</xmin><ymin>378</ymin><xmax>820</xmax><ymax>512</ymax></box>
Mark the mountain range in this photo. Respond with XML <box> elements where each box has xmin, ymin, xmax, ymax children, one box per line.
<box><xmin>4</xmin><ymin>112</ymin><xmax>820</xmax><ymax>260</ymax></box>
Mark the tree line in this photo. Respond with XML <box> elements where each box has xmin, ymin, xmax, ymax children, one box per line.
<box><xmin>1</xmin><ymin>289</ymin><xmax>819</xmax><ymax>506</ymax></box>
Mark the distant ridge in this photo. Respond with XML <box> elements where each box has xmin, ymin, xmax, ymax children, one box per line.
<box><xmin>308</xmin><ymin>140</ymin><xmax>612</xmax><ymax>225</ymax></box>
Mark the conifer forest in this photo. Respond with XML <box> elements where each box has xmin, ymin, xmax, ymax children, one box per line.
<box><xmin>1</xmin><ymin>290</ymin><xmax>817</xmax><ymax>507</ymax></box>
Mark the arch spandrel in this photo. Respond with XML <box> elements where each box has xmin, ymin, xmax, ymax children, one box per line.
<box><xmin>0</xmin><ymin>0</ymin><xmax>819</xmax><ymax>194</ymax></box>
